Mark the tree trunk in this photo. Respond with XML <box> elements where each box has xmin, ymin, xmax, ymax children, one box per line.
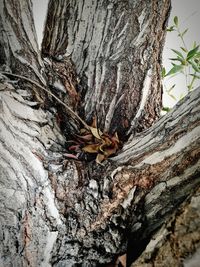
<box><xmin>0</xmin><ymin>0</ymin><xmax>200</xmax><ymax>267</ymax></box>
<box><xmin>130</xmin><ymin>187</ymin><xmax>200</xmax><ymax>267</ymax></box>
<box><xmin>0</xmin><ymin>0</ymin><xmax>45</xmax><ymax>84</ymax></box>
<box><xmin>42</xmin><ymin>0</ymin><xmax>170</xmax><ymax>138</ymax></box>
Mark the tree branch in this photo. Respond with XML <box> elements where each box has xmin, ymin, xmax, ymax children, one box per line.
<box><xmin>1</xmin><ymin>1</ymin><xmax>200</xmax><ymax>266</ymax></box>
<box><xmin>0</xmin><ymin>0</ymin><xmax>45</xmax><ymax>84</ymax></box>
<box><xmin>0</xmin><ymin>78</ymin><xmax>199</xmax><ymax>266</ymax></box>
<box><xmin>42</xmin><ymin>0</ymin><xmax>171</xmax><ymax>137</ymax></box>
<box><xmin>41</xmin><ymin>0</ymin><xmax>70</xmax><ymax>58</ymax></box>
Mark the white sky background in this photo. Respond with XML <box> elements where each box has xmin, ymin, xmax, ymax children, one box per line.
<box><xmin>33</xmin><ymin>0</ymin><xmax>200</xmax><ymax>109</ymax></box>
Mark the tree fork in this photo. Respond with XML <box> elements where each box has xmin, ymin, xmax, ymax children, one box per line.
<box><xmin>1</xmin><ymin>0</ymin><xmax>200</xmax><ymax>266</ymax></box>
<box><xmin>42</xmin><ymin>0</ymin><xmax>171</xmax><ymax>138</ymax></box>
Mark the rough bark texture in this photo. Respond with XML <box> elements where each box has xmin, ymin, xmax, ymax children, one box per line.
<box><xmin>41</xmin><ymin>0</ymin><xmax>69</xmax><ymax>58</ymax></box>
<box><xmin>42</xmin><ymin>0</ymin><xmax>171</xmax><ymax>138</ymax></box>
<box><xmin>0</xmin><ymin>0</ymin><xmax>45</xmax><ymax>85</ymax></box>
<box><xmin>1</xmin><ymin>0</ymin><xmax>200</xmax><ymax>267</ymax></box>
<box><xmin>1</xmin><ymin>78</ymin><xmax>200</xmax><ymax>266</ymax></box>
<box><xmin>131</xmin><ymin>187</ymin><xmax>200</xmax><ymax>267</ymax></box>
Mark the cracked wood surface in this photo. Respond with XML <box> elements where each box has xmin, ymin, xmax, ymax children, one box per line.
<box><xmin>0</xmin><ymin>0</ymin><xmax>45</xmax><ymax>85</ymax></box>
<box><xmin>42</xmin><ymin>0</ymin><xmax>171</xmax><ymax>138</ymax></box>
<box><xmin>1</xmin><ymin>0</ymin><xmax>200</xmax><ymax>266</ymax></box>
<box><xmin>0</xmin><ymin>80</ymin><xmax>65</xmax><ymax>267</ymax></box>
<box><xmin>130</xmin><ymin>187</ymin><xmax>200</xmax><ymax>267</ymax></box>
<box><xmin>0</xmin><ymin>78</ymin><xmax>200</xmax><ymax>266</ymax></box>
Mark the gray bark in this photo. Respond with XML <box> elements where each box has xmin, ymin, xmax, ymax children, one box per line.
<box><xmin>131</xmin><ymin>187</ymin><xmax>200</xmax><ymax>267</ymax></box>
<box><xmin>0</xmin><ymin>76</ymin><xmax>200</xmax><ymax>267</ymax></box>
<box><xmin>0</xmin><ymin>0</ymin><xmax>200</xmax><ymax>267</ymax></box>
<box><xmin>0</xmin><ymin>0</ymin><xmax>45</xmax><ymax>85</ymax></box>
<box><xmin>42</xmin><ymin>0</ymin><xmax>171</xmax><ymax>138</ymax></box>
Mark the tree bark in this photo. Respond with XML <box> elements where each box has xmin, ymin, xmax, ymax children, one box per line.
<box><xmin>0</xmin><ymin>0</ymin><xmax>45</xmax><ymax>85</ymax></box>
<box><xmin>42</xmin><ymin>0</ymin><xmax>171</xmax><ymax>138</ymax></box>
<box><xmin>0</xmin><ymin>0</ymin><xmax>200</xmax><ymax>267</ymax></box>
<box><xmin>130</xmin><ymin>187</ymin><xmax>200</xmax><ymax>267</ymax></box>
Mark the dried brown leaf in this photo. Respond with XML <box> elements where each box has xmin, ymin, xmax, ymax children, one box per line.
<box><xmin>103</xmin><ymin>146</ymin><xmax>118</xmax><ymax>157</ymax></box>
<box><xmin>82</xmin><ymin>143</ymin><xmax>100</xmax><ymax>153</ymax></box>
<box><xmin>76</xmin><ymin>134</ymin><xmax>93</xmax><ymax>142</ymax></box>
<box><xmin>118</xmin><ymin>254</ymin><xmax>126</xmax><ymax>267</ymax></box>
<box><xmin>91</xmin><ymin>116</ymin><xmax>97</xmax><ymax>128</ymax></box>
<box><xmin>96</xmin><ymin>153</ymin><xmax>105</xmax><ymax>164</ymax></box>
<box><xmin>63</xmin><ymin>153</ymin><xmax>79</xmax><ymax>160</ymax></box>
<box><xmin>90</xmin><ymin>127</ymin><xmax>103</xmax><ymax>140</ymax></box>
<box><xmin>111</xmin><ymin>132</ymin><xmax>119</xmax><ymax>143</ymax></box>
<box><xmin>102</xmin><ymin>136</ymin><xmax>112</xmax><ymax>146</ymax></box>
<box><xmin>80</xmin><ymin>128</ymin><xmax>88</xmax><ymax>134</ymax></box>
<box><xmin>68</xmin><ymin>145</ymin><xmax>80</xmax><ymax>151</ymax></box>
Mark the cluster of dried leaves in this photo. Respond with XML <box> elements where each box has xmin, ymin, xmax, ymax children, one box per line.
<box><xmin>66</xmin><ymin>118</ymin><xmax>120</xmax><ymax>163</ymax></box>
<box><xmin>1</xmin><ymin>72</ymin><xmax>120</xmax><ymax>164</ymax></box>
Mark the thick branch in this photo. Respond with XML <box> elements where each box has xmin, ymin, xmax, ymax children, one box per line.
<box><xmin>48</xmin><ymin>87</ymin><xmax>200</xmax><ymax>265</ymax></box>
<box><xmin>0</xmin><ymin>79</ymin><xmax>199</xmax><ymax>266</ymax></box>
<box><xmin>42</xmin><ymin>0</ymin><xmax>171</xmax><ymax>137</ymax></box>
<box><xmin>130</xmin><ymin>187</ymin><xmax>200</xmax><ymax>266</ymax></box>
<box><xmin>1</xmin><ymin>1</ymin><xmax>200</xmax><ymax>266</ymax></box>
<box><xmin>0</xmin><ymin>79</ymin><xmax>65</xmax><ymax>266</ymax></box>
<box><xmin>41</xmin><ymin>0</ymin><xmax>69</xmax><ymax>58</ymax></box>
<box><xmin>0</xmin><ymin>0</ymin><xmax>45</xmax><ymax>84</ymax></box>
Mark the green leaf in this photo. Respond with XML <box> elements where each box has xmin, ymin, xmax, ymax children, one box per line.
<box><xmin>171</xmin><ymin>49</ymin><xmax>184</xmax><ymax>59</ymax></box>
<box><xmin>162</xmin><ymin>107</ymin><xmax>171</xmax><ymax>112</ymax></box>
<box><xmin>186</xmin><ymin>46</ymin><xmax>199</xmax><ymax>60</ymax></box>
<box><xmin>168</xmin><ymin>93</ymin><xmax>177</xmax><ymax>101</ymax></box>
<box><xmin>178</xmin><ymin>29</ymin><xmax>188</xmax><ymax>37</ymax></box>
<box><xmin>193</xmin><ymin>41</ymin><xmax>197</xmax><ymax>49</ymax></box>
<box><xmin>182</xmin><ymin>28</ymin><xmax>188</xmax><ymax>37</ymax></box>
<box><xmin>169</xmin><ymin>57</ymin><xmax>184</xmax><ymax>64</ymax></box>
<box><xmin>187</xmin><ymin>84</ymin><xmax>193</xmax><ymax>91</ymax></box>
<box><xmin>167</xmin><ymin>26</ymin><xmax>175</xmax><ymax>32</ymax></box>
<box><xmin>174</xmin><ymin>16</ymin><xmax>178</xmax><ymax>26</ymax></box>
<box><xmin>195</xmin><ymin>52</ymin><xmax>200</xmax><ymax>58</ymax></box>
<box><xmin>180</xmin><ymin>47</ymin><xmax>188</xmax><ymax>53</ymax></box>
<box><xmin>179</xmin><ymin>93</ymin><xmax>185</xmax><ymax>100</ymax></box>
<box><xmin>188</xmin><ymin>60</ymin><xmax>200</xmax><ymax>72</ymax></box>
<box><xmin>166</xmin><ymin>84</ymin><xmax>176</xmax><ymax>93</ymax></box>
<box><xmin>190</xmin><ymin>73</ymin><xmax>200</xmax><ymax>79</ymax></box>
<box><xmin>161</xmin><ymin>67</ymin><xmax>166</xmax><ymax>78</ymax></box>
<box><xmin>194</xmin><ymin>59</ymin><xmax>200</xmax><ymax>65</ymax></box>
<box><xmin>165</xmin><ymin>64</ymin><xmax>184</xmax><ymax>76</ymax></box>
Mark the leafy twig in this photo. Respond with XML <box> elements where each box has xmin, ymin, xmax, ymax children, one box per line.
<box><xmin>163</xmin><ymin>16</ymin><xmax>200</xmax><ymax>104</ymax></box>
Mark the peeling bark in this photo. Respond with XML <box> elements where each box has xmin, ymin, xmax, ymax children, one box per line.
<box><xmin>0</xmin><ymin>0</ymin><xmax>200</xmax><ymax>267</ymax></box>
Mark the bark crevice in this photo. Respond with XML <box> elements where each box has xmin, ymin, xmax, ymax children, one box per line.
<box><xmin>1</xmin><ymin>0</ymin><xmax>200</xmax><ymax>266</ymax></box>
